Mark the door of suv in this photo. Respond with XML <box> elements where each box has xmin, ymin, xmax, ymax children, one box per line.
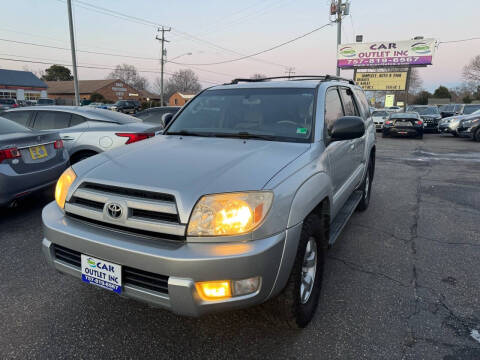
<box><xmin>340</xmin><ymin>87</ymin><xmax>365</xmax><ymax>172</ymax></box>
<box><xmin>323</xmin><ymin>87</ymin><xmax>356</xmax><ymax>217</ymax></box>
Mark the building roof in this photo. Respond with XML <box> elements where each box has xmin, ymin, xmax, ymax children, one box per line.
<box><xmin>176</xmin><ymin>92</ymin><xmax>196</xmax><ymax>99</ymax></box>
<box><xmin>46</xmin><ymin>79</ymin><xmax>116</xmax><ymax>94</ymax></box>
<box><xmin>139</xmin><ymin>89</ymin><xmax>160</xmax><ymax>100</ymax></box>
<box><xmin>0</xmin><ymin>69</ymin><xmax>47</xmax><ymax>88</ymax></box>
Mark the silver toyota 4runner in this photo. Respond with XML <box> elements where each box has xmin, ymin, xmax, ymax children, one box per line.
<box><xmin>42</xmin><ymin>75</ymin><xmax>376</xmax><ymax>328</ymax></box>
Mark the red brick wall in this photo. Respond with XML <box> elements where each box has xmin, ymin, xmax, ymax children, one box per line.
<box><xmin>169</xmin><ymin>93</ymin><xmax>190</xmax><ymax>106</ymax></box>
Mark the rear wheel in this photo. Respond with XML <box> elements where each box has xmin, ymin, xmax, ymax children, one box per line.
<box><xmin>70</xmin><ymin>150</ymin><xmax>97</xmax><ymax>164</ymax></box>
<box><xmin>474</xmin><ymin>128</ymin><xmax>480</xmax><ymax>142</ymax></box>
<box><xmin>268</xmin><ymin>214</ymin><xmax>325</xmax><ymax>328</ymax></box>
<box><xmin>357</xmin><ymin>157</ymin><xmax>373</xmax><ymax>211</ymax></box>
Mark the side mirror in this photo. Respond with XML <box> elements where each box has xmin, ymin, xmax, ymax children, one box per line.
<box><xmin>161</xmin><ymin>113</ymin><xmax>173</xmax><ymax>127</ymax></box>
<box><xmin>330</xmin><ymin>116</ymin><xmax>365</xmax><ymax>141</ymax></box>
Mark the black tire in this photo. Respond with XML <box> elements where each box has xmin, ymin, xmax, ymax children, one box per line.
<box><xmin>452</xmin><ymin>132</ymin><xmax>458</xmax><ymax>137</ymax></box>
<box><xmin>474</xmin><ymin>128</ymin><xmax>480</xmax><ymax>142</ymax></box>
<box><xmin>70</xmin><ymin>151</ymin><xmax>97</xmax><ymax>164</ymax></box>
<box><xmin>382</xmin><ymin>132</ymin><xmax>387</xmax><ymax>138</ymax></box>
<box><xmin>357</xmin><ymin>157</ymin><xmax>373</xmax><ymax>212</ymax></box>
<box><xmin>268</xmin><ymin>214</ymin><xmax>325</xmax><ymax>328</ymax></box>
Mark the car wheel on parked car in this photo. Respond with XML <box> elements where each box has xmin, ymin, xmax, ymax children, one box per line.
<box><xmin>474</xmin><ymin>128</ymin><xmax>480</xmax><ymax>142</ymax></box>
<box><xmin>357</xmin><ymin>158</ymin><xmax>373</xmax><ymax>212</ymax></box>
<box><xmin>269</xmin><ymin>214</ymin><xmax>325</xmax><ymax>328</ymax></box>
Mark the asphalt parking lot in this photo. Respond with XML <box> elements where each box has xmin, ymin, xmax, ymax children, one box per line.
<box><xmin>1</xmin><ymin>134</ymin><xmax>479</xmax><ymax>359</ymax></box>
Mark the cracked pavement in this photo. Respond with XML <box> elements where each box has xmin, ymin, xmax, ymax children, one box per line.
<box><xmin>1</xmin><ymin>134</ymin><xmax>479</xmax><ymax>359</ymax></box>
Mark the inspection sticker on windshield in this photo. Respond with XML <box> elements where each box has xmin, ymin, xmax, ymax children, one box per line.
<box><xmin>296</xmin><ymin>127</ymin><xmax>308</xmax><ymax>134</ymax></box>
<box><xmin>81</xmin><ymin>255</ymin><xmax>122</xmax><ymax>294</ymax></box>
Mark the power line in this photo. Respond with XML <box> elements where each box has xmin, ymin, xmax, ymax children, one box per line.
<box><xmin>0</xmin><ymin>56</ymin><xmax>221</xmax><ymax>85</ymax></box>
<box><xmin>0</xmin><ymin>38</ymin><xmax>236</xmax><ymax>79</ymax></box>
<box><xmin>171</xmin><ymin>22</ymin><xmax>333</xmax><ymax>66</ymax></box>
<box><xmin>439</xmin><ymin>37</ymin><xmax>480</xmax><ymax>44</ymax></box>
<box><xmin>56</xmin><ymin>0</ymin><xmax>290</xmax><ymax>69</ymax></box>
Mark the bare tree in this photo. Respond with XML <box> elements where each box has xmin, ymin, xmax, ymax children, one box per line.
<box><xmin>154</xmin><ymin>69</ymin><xmax>201</xmax><ymax>104</ymax></box>
<box><xmin>250</xmin><ymin>73</ymin><xmax>266</xmax><ymax>79</ymax></box>
<box><xmin>463</xmin><ymin>55</ymin><xmax>480</xmax><ymax>83</ymax></box>
<box><xmin>107</xmin><ymin>64</ymin><xmax>149</xmax><ymax>90</ymax></box>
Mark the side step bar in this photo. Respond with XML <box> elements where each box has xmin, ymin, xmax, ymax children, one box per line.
<box><xmin>329</xmin><ymin>190</ymin><xmax>363</xmax><ymax>245</ymax></box>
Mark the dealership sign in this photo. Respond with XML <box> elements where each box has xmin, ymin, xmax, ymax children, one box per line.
<box><xmin>337</xmin><ymin>39</ymin><xmax>436</xmax><ymax>68</ymax></box>
<box><xmin>355</xmin><ymin>72</ymin><xmax>407</xmax><ymax>91</ymax></box>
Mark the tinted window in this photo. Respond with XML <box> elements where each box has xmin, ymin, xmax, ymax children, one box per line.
<box><xmin>0</xmin><ymin>117</ymin><xmax>30</xmax><ymax>133</ymax></box>
<box><xmin>324</xmin><ymin>88</ymin><xmax>344</xmax><ymax>131</ymax></box>
<box><xmin>2</xmin><ymin>111</ymin><xmax>31</xmax><ymax>127</ymax></box>
<box><xmin>372</xmin><ymin>111</ymin><xmax>388</xmax><ymax>117</ymax></box>
<box><xmin>463</xmin><ymin>105</ymin><xmax>480</xmax><ymax>115</ymax></box>
<box><xmin>353</xmin><ymin>88</ymin><xmax>370</xmax><ymax>118</ymax></box>
<box><xmin>410</xmin><ymin>106</ymin><xmax>439</xmax><ymax>115</ymax></box>
<box><xmin>340</xmin><ymin>88</ymin><xmax>359</xmax><ymax>116</ymax></box>
<box><xmin>33</xmin><ymin>111</ymin><xmax>71</xmax><ymax>130</ymax></box>
<box><xmin>168</xmin><ymin>88</ymin><xmax>315</xmax><ymax>143</ymax></box>
<box><xmin>70</xmin><ymin>114</ymin><xmax>86</xmax><ymax>127</ymax></box>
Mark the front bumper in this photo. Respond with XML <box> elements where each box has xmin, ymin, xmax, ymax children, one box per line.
<box><xmin>42</xmin><ymin>201</ymin><xmax>302</xmax><ymax>316</ymax></box>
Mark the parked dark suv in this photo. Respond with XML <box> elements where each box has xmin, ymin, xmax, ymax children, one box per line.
<box><xmin>408</xmin><ymin>105</ymin><xmax>441</xmax><ymax>132</ymax></box>
<box><xmin>111</xmin><ymin>100</ymin><xmax>136</xmax><ymax>114</ymax></box>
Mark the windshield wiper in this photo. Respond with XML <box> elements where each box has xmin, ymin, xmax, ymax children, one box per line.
<box><xmin>166</xmin><ymin>130</ymin><xmax>213</xmax><ymax>137</ymax></box>
<box><xmin>212</xmin><ymin>132</ymin><xmax>277</xmax><ymax>141</ymax></box>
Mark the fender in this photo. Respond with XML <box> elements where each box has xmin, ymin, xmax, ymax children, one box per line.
<box><xmin>287</xmin><ymin>171</ymin><xmax>333</xmax><ymax>228</ymax></box>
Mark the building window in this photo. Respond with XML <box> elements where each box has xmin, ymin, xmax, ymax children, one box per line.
<box><xmin>174</xmin><ymin>98</ymin><xmax>178</xmax><ymax>105</ymax></box>
<box><xmin>0</xmin><ymin>90</ymin><xmax>16</xmax><ymax>99</ymax></box>
<box><xmin>24</xmin><ymin>91</ymin><xmax>41</xmax><ymax>100</ymax></box>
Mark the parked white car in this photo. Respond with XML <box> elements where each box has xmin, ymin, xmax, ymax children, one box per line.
<box><xmin>371</xmin><ymin>110</ymin><xmax>391</xmax><ymax>130</ymax></box>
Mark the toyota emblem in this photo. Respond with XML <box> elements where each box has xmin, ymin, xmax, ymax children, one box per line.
<box><xmin>106</xmin><ymin>203</ymin><xmax>123</xmax><ymax>219</ymax></box>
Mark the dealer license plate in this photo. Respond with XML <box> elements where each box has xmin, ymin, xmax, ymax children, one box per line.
<box><xmin>29</xmin><ymin>145</ymin><xmax>48</xmax><ymax>160</ymax></box>
<box><xmin>81</xmin><ymin>255</ymin><xmax>122</xmax><ymax>294</ymax></box>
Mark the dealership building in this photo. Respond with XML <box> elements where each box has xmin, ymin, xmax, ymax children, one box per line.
<box><xmin>46</xmin><ymin>79</ymin><xmax>158</xmax><ymax>104</ymax></box>
<box><xmin>0</xmin><ymin>69</ymin><xmax>48</xmax><ymax>101</ymax></box>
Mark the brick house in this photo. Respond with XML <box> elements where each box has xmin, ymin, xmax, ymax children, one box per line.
<box><xmin>46</xmin><ymin>79</ymin><xmax>156</xmax><ymax>104</ymax></box>
<box><xmin>169</xmin><ymin>92</ymin><xmax>195</xmax><ymax>106</ymax></box>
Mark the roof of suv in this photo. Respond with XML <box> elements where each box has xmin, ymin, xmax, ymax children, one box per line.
<box><xmin>210</xmin><ymin>75</ymin><xmax>356</xmax><ymax>91</ymax></box>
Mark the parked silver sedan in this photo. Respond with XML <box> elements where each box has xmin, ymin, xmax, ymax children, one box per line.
<box><xmin>1</xmin><ymin>106</ymin><xmax>159</xmax><ymax>163</ymax></box>
<box><xmin>0</xmin><ymin>116</ymin><xmax>69</xmax><ymax>207</ymax></box>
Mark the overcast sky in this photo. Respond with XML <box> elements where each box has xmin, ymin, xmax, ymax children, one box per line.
<box><xmin>1</xmin><ymin>0</ymin><xmax>479</xmax><ymax>92</ymax></box>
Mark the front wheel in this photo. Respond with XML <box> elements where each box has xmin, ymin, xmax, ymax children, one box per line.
<box><xmin>269</xmin><ymin>215</ymin><xmax>324</xmax><ymax>328</ymax></box>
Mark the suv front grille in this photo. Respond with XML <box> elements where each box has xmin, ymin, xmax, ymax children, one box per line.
<box><xmin>64</xmin><ymin>182</ymin><xmax>185</xmax><ymax>240</ymax></box>
<box><xmin>53</xmin><ymin>244</ymin><xmax>169</xmax><ymax>295</ymax></box>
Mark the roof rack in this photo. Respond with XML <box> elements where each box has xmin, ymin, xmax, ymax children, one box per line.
<box><xmin>228</xmin><ymin>75</ymin><xmax>355</xmax><ymax>85</ymax></box>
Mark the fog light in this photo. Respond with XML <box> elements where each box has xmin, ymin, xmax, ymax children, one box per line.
<box><xmin>195</xmin><ymin>281</ymin><xmax>231</xmax><ymax>301</ymax></box>
<box><xmin>233</xmin><ymin>277</ymin><xmax>260</xmax><ymax>296</ymax></box>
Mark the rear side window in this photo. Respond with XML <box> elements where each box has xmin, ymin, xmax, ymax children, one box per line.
<box><xmin>353</xmin><ymin>88</ymin><xmax>370</xmax><ymax>118</ymax></box>
<box><xmin>70</xmin><ymin>114</ymin><xmax>87</xmax><ymax>127</ymax></box>
<box><xmin>340</xmin><ymin>88</ymin><xmax>359</xmax><ymax>116</ymax></box>
<box><xmin>33</xmin><ymin>111</ymin><xmax>71</xmax><ymax>130</ymax></box>
<box><xmin>0</xmin><ymin>116</ymin><xmax>30</xmax><ymax>134</ymax></box>
<box><xmin>2</xmin><ymin>111</ymin><xmax>32</xmax><ymax>127</ymax></box>
<box><xmin>324</xmin><ymin>88</ymin><xmax>344</xmax><ymax>131</ymax></box>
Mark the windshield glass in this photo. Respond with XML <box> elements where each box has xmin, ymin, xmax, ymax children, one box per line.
<box><xmin>440</xmin><ymin>104</ymin><xmax>454</xmax><ymax>112</ymax></box>
<box><xmin>0</xmin><ymin>117</ymin><xmax>30</xmax><ymax>134</ymax></box>
<box><xmin>372</xmin><ymin>111</ymin><xmax>388</xmax><ymax>117</ymax></box>
<box><xmin>167</xmin><ymin>88</ymin><xmax>316</xmax><ymax>142</ymax></box>
<box><xmin>410</xmin><ymin>106</ymin><xmax>439</xmax><ymax>115</ymax></box>
<box><xmin>463</xmin><ymin>105</ymin><xmax>480</xmax><ymax>115</ymax></box>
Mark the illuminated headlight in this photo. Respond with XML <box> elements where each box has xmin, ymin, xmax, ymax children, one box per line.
<box><xmin>55</xmin><ymin>167</ymin><xmax>76</xmax><ymax>209</ymax></box>
<box><xmin>187</xmin><ymin>191</ymin><xmax>273</xmax><ymax>236</ymax></box>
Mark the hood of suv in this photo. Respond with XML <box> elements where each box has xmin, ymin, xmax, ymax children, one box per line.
<box><xmin>74</xmin><ymin>135</ymin><xmax>310</xmax><ymax>216</ymax></box>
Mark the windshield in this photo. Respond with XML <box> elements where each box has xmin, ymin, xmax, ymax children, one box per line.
<box><xmin>463</xmin><ymin>105</ymin><xmax>480</xmax><ymax>115</ymax></box>
<box><xmin>0</xmin><ymin>116</ymin><xmax>30</xmax><ymax>134</ymax></box>
<box><xmin>410</xmin><ymin>106</ymin><xmax>439</xmax><ymax>115</ymax></box>
<box><xmin>440</xmin><ymin>104</ymin><xmax>455</xmax><ymax>112</ymax></box>
<box><xmin>167</xmin><ymin>88</ymin><xmax>316</xmax><ymax>142</ymax></box>
<box><xmin>372</xmin><ymin>111</ymin><xmax>388</xmax><ymax>117</ymax></box>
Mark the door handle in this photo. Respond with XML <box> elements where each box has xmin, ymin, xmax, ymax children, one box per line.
<box><xmin>62</xmin><ymin>136</ymin><xmax>74</xmax><ymax>141</ymax></box>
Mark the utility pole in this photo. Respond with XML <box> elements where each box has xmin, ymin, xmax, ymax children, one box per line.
<box><xmin>156</xmin><ymin>27</ymin><xmax>171</xmax><ymax>106</ymax></box>
<box><xmin>67</xmin><ymin>0</ymin><xmax>80</xmax><ymax>105</ymax></box>
<box><xmin>285</xmin><ymin>67</ymin><xmax>295</xmax><ymax>79</ymax></box>
<box><xmin>336</xmin><ymin>0</ymin><xmax>342</xmax><ymax>76</ymax></box>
